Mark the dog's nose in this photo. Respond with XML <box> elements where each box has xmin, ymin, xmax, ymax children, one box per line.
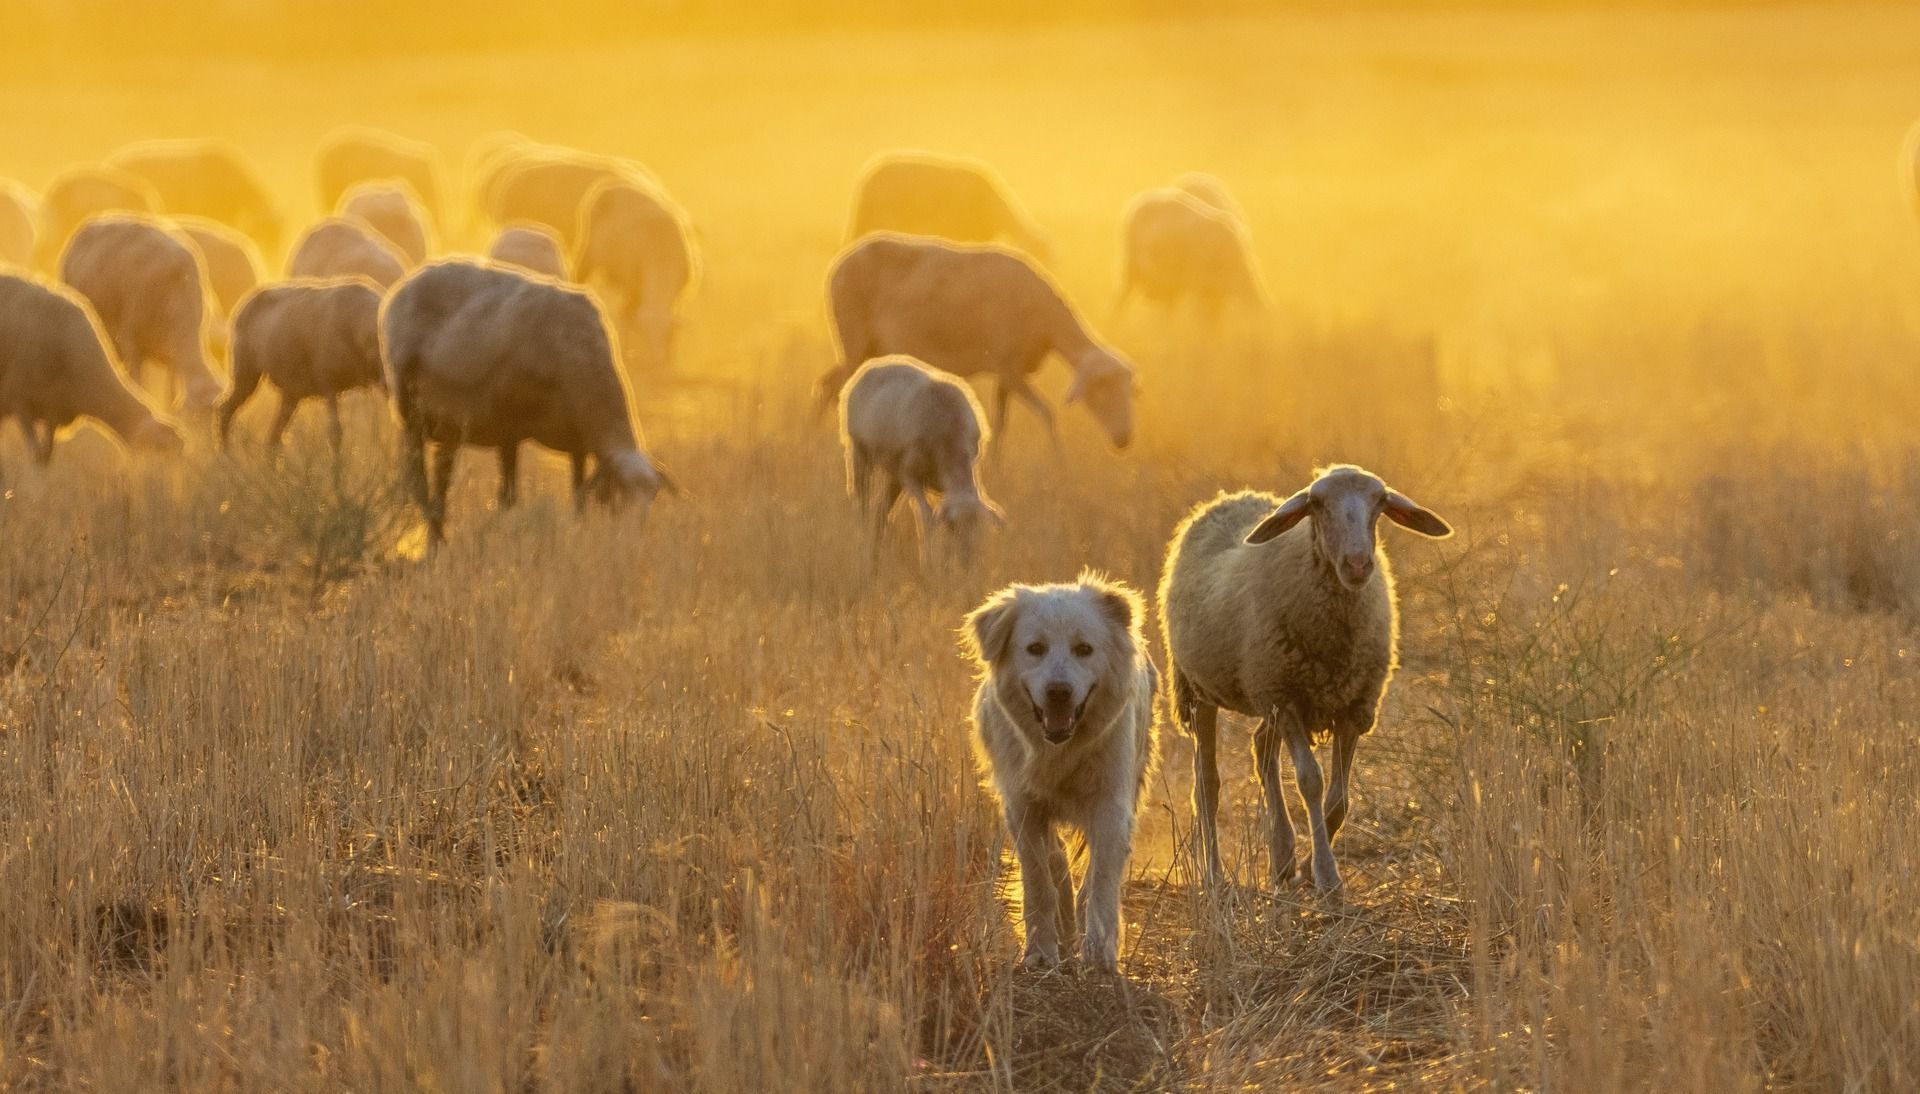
<box><xmin>1341</xmin><ymin>555</ymin><xmax>1374</xmax><ymax>584</ymax></box>
<box><xmin>1044</xmin><ymin>682</ymin><xmax>1074</xmax><ymax>706</ymax></box>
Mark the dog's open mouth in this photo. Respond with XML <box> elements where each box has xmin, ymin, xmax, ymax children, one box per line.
<box><xmin>1034</xmin><ymin>688</ymin><xmax>1093</xmax><ymax>744</ymax></box>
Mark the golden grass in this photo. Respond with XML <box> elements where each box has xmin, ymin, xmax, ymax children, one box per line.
<box><xmin>5</xmin><ymin>5</ymin><xmax>1920</xmax><ymax>1090</ymax></box>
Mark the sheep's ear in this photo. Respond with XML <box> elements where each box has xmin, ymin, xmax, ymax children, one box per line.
<box><xmin>961</xmin><ymin>589</ymin><xmax>1021</xmax><ymax>665</ymax></box>
<box><xmin>1245</xmin><ymin>489</ymin><xmax>1312</xmax><ymax>544</ymax></box>
<box><xmin>1383</xmin><ymin>490</ymin><xmax>1451</xmax><ymax>538</ymax></box>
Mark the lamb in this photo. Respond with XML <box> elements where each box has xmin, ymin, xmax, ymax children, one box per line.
<box><xmin>380</xmin><ymin>259</ymin><xmax>674</xmax><ymax>541</ymax></box>
<box><xmin>106</xmin><ymin>139</ymin><xmax>283</xmax><ymax>251</ymax></box>
<box><xmin>34</xmin><ymin>166</ymin><xmax>161</xmax><ymax>268</ymax></box>
<box><xmin>0</xmin><ymin>273</ymin><xmax>183</xmax><ymax>464</ymax></box>
<box><xmin>838</xmin><ymin>356</ymin><xmax>1003</xmax><ymax>564</ymax></box>
<box><xmin>573</xmin><ymin>179</ymin><xmax>696</xmax><ymax>376</ymax></box>
<box><xmin>176</xmin><ymin>217</ymin><xmax>265</xmax><ymax>365</ymax></box>
<box><xmin>338</xmin><ymin>181</ymin><xmax>432</xmax><ymax>266</ymax></box>
<box><xmin>287</xmin><ymin>216</ymin><xmax>408</xmax><ymax>288</ymax></box>
<box><xmin>1115</xmin><ymin>188</ymin><xmax>1267</xmax><ymax>318</ymax></box>
<box><xmin>482</xmin><ymin>149</ymin><xmax>652</xmax><ymax>248</ymax></box>
<box><xmin>316</xmin><ymin>126</ymin><xmax>444</xmax><ymax>228</ymax></box>
<box><xmin>1158</xmin><ymin>465</ymin><xmax>1452</xmax><ymax>894</ymax></box>
<box><xmin>963</xmin><ymin>573</ymin><xmax>1158</xmax><ymax>971</ymax></box>
<box><xmin>217</xmin><ymin>277</ymin><xmax>384</xmax><ymax>451</ymax></box>
<box><xmin>821</xmin><ymin>234</ymin><xmax>1136</xmax><ymax>451</ymax></box>
<box><xmin>1</xmin><ymin>180</ymin><xmax>34</xmax><ymax>269</ymax></box>
<box><xmin>487</xmin><ymin>225</ymin><xmax>569</xmax><ymax>279</ymax></box>
<box><xmin>58</xmin><ymin>214</ymin><xmax>222</xmax><ymax>414</ymax></box>
<box><xmin>847</xmin><ymin>152</ymin><xmax>1051</xmax><ymax>261</ymax></box>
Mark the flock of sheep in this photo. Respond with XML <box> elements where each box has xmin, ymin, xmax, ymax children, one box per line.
<box><xmin>0</xmin><ymin>129</ymin><xmax>1454</xmax><ymax>974</ymax></box>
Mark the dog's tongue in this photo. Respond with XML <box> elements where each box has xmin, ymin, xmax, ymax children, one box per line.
<box><xmin>1044</xmin><ymin>704</ymin><xmax>1075</xmax><ymax>737</ymax></box>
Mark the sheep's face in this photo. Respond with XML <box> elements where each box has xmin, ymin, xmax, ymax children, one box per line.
<box><xmin>587</xmin><ymin>450</ymin><xmax>674</xmax><ymax>517</ymax></box>
<box><xmin>1245</xmin><ymin>465</ymin><xmax>1453</xmax><ymax>589</ymax></box>
<box><xmin>1068</xmin><ymin>350</ymin><xmax>1136</xmax><ymax>450</ymax></box>
<box><xmin>936</xmin><ymin>494</ymin><xmax>1005</xmax><ymax>565</ymax></box>
<box><xmin>965</xmin><ymin>580</ymin><xmax>1140</xmax><ymax>747</ymax></box>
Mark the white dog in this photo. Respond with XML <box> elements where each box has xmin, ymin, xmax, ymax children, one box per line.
<box><xmin>962</xmin><ymin>571</ymin><xmax>1159</xmax><ymax>971</ymax></box>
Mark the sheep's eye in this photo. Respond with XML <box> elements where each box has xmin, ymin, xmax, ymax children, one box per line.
<box><xmin>1072</xmin><ymin>642</ymin><xmax>1094</xmax><ymax>658</ymax></box>
<box><xmin>1026</xmin><ymin>642</ymin><xmax>1048</xmax><ymax>657</ymax></box>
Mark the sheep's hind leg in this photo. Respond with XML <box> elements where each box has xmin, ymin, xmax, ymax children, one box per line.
<box><xmin>497</xmin><ymin>444</ymin><xmax>519</xmax><ymax>509</ymax></box>
<box><xmin>570</xmin><ymin>453</ymin><xmax>589</xmax><ymax>510</ymax></box>
<box><xmin>1253</xmin><ymin>717</ymin><xmax>1298</xmax><ymax>887</ymax></box>
<box><xmin>428</xmin><ymin>442</ymin><xmax>458</xmax><ymax>543</ymax></box>
<box><xmin>265</xmin><ymin>392</ymin><xmax>297</xmax><ymax>449</ymax></box>
<box><xmin>1324</xmin><ymin>732</ymin><xmax>1358</xmax><ymax>841</ymax></box>
<box><xmin>1008</xmin><ymin>379</ymin><xmax>1059</xmax><ymax>453</ymax></box>
<box><xmin>868</xmin><ymin>478</ymin><xmax>902</xmax><ymax>563</ymax></box>
<box><xmin>1189</xmin><ymin>701</ymin><xmax>1225</xmax><ymax>891</ymax></box>
<box><xmin>1286</xmin><ymin>732</ymin><xmax>1342</xmax><ymax>894</ymax></box>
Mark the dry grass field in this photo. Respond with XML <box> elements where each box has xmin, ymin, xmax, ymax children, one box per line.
<box><xmin>4</xmin><ymin>4</ymin><xmax>1920</xmax><ymax>1090</ymax></box>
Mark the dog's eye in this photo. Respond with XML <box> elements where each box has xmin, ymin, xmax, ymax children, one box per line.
<box><xmin>1072</xmin><ymin>642</ymin><xmax>1094</xmax><ymax>658</ymax></box>
<box><xmin>1026</xmin><ymin>642</ymin><xmax>1047</xmax><ymax>657</ymax></box>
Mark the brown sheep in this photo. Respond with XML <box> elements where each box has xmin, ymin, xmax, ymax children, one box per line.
<box><xmin>381</xmin><ymin>259</ymin><xmax>673</xmax><ymax>541</ymax></box>
<box><xmin>287</xmin><ymin>216</ymin><xmax>408</xmax><ymax>288</ymax></box>
<box><xmin>0</xmin><ymin>272</ymin><xmax>183</xmax><ymax>464</ymax></box>
<box><xmin>34</xmin><ymin>165</ymin><xmax>161</xmax><ymax>268</ymax></box>
<box><xmin>847</xmin><ymin>151</ymin><xmax>1050</xmax><ymax>262</ymax></box>
<box><xmin>487</xmin><ymin>226</ymin><xmax>569</xmax><ymax>280</ymax></box>
<box><xmin>1115</xmin><ymin>188</ymin><xmax>1266</xmax><ymax>318</ymax></box>
<box><xmin>573</xmin><ymin>179</ymin><xmax>696</xmax><ymax>376</ymax></box>
<box><xmin>106</xmin><ymin>139</ymin><xmax>283</xmax><ymax>251</ymax></box>
<box><xmin>338</xmin><ymin>181</ymin><xmax>432</xmax><ymax>266</ymax></box>
<box><xmin>482</xmin><ymin>149</ymin><xmax>651</xmax><ymax>247</ymax></box>
<box><xmin>1</xmin><ymin>180</ymin><xmax>34</xmax><ymax>269</ymax></box>
<box><xmin>316</xmin><ymin>126</ymin><xmax>444</xmax><ymax>227</ymax></box>
<box><xmin>218</xmin><ymin>277</ymin><xmax>384</xmax><ymax>452</ymax></box>
<box><xmin>58</xmin><ymin>214</ymin><xmax>221</xmax><ymax>413</ymax></box>
<box><xmin>821</xmin><ymin>234</ymin><xmax>1136</xmax><ymax>451</ymax></box>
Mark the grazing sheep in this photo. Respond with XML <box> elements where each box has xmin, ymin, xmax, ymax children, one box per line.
<box><xmin>483</xmin><ymin>149</ymin><xmax>651</xmax><ymax>247</ymax></box>
<box><xmin>217</xmin><ymin>277</ymin><xmax>384</xmax><ymax>451</ymax></box>
<box><xmin>839</xmin><ymin>356</ymin><xmax>1003</xmax><ymax>563</ymax></box>
<box><xmin>822</xmin><ymin>234</ymin><xmax>1136</xmax><ymax>451</ymax></box>
<box><xmin>316</xmin><ymin>126</ymin><xmax>444</xmax><ymax>227</ymax></box>
<box><xmin>287</xmin><ymin>216</ymin><xmax>408</xmax><ymax>288</ymax></box>
<box><xmin>461</xmin><ymin>131</ymin><xmax>537</xmax><ymax>240</ymax></box>
<box><xmin>0</xmin><ymin>273</ymin><xmax>183</xmax><ymax>464</ymax></box>
<box><xmin>58</xmin><ymin>215</ymin><xmax>221</xmax><ymax>413</ymax></box>
<box><xmin>338</xmin><ymin>181</ymin><xmax>432</xmax><ymax>266</ymax></box>
<box><xmin>1170</xmin><ymin>171</ymin><xmax>1247</xmax><ymax>223</ymax></box>
<box><xmin>487</xmin><ymin>225</ymin><xmax>569</xmax><ymax>279</ymax></box>
<box><xmin>848</xmin><ymin>152</ymin><xmax>1051</xmax><ymax>261</ymax></box>
<box><xmin>381</xmin><ymin>259</ymin><xmax>674</xmax><ymax>541</ymax></box>
<box><xmin>573</xmin><ymin>179</ymin><xmax>696</xmax><ymax>376</ymax></box>
<box><xmin>1</xmin><ymin>180</ymin><xmax>34</xmax><ymax>269</ymax></box>
<box><xmin>963</xmin><ymin>573</ymin><xmax>1158</xmax><ymax>971</ymax></box>
<box><xmin>35</xmin><ymin>165</ymin><xmax>161</xmax><ymax>268</ymax></box>
<box><xmin>176</xmin><ymin>216</ymin><xmax>265</xmax><ymax>367</ymax></box>
<box><xmin>1158</xmin><ymin>465</ymin><xmax>1452</xmax><ymax>894</ymax></box>
<box><xmin>106</xmin><ymin>139</ymin><xmax>283</xmax><ymax>251</ymax></box>
<box><xmin>1116</xmin><ymin>188</ymin><xmax>1266</xmax><ymax>318</ymax></box>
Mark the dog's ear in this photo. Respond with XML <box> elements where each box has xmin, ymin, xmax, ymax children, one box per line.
<box><xmin>961</xmin><ymin>587</ymin><xmax>1022</xmax><ymax>666</ymax></box>
<box><xmin>1079</xmin><ymin>570</ymin><xmax>1143</xmax><ymax>641</ymax></box>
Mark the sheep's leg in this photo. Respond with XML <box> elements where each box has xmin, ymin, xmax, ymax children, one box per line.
<box><xmin>570</xmin><ymin>452</ymin><xmax>589</xmax><ymax>510</ymax></box>
<box><xmin>1253</xmin><ymin>718</ymin><xmax>1298</xmax><ymax>887</ymax></box>
<box><xmin>1325</xmin><ymin>732</ymin><xmax>1358</xmax><ymax>840</ymax></box>
<box><xmin>324</xmin><ymin>395</ymin><xmax>343</xmax><ymax>458</ymax></box>
<box><xmin>1008</xmin><ymin>379</ymin><xmax>1059</xmax><ymax>452</ymax></box>
<box><xmin>428</xmin><ymin>442</ymin><xmax>458</xmax><ymax>543</ymax></box>
<box><xmin>401</xmin><ymin>425</ymin><xmax>431</xmax><ymax>527</ymax></box>
<box><xmin>1005</xmin><ymin>800</ymin><xmax>1064</xmax><ymax>968</ymax></box>
<box><xmin>869</xmin><ymin>478</ymin><xmax>902</xmax><ymax>562</ymax></box>
<box><xmin>904</xmin><ymin>484</ymin><xmax>936</xmax><ymax>561</ymax></box>
<box><xmin>23</xmin><ymin>416</ymin><xmax>53</xmax><ymax>465</ymax></box>
<box><xmin>990</xmin><ymin>379</ymin><xmax>1015</xmax><ymax>457</ymax></box>
<box><xmin>497</xmin><ymin>444</ymin><xmax>519</xmax><ymax>509</ymax></box>
<box><xmin>1190</xmin><ymin>702</ymin><xmax>1225</xmax><ymax>890</ymax></box>
<box><xmin>1078</xmin><ymin>798</ymin><xmax>1135</xmax><ymax>972</ymax></box>
<box><xmin>1286</xmin><ymin>733</ymin><xmax>1342</xmax><ymax>894</ymax></box>
<box><xmin>848</xmin><ymin>444</ymin><xmax>872</xmax><ymax>512</ymax></box>
<box><xmin>265</xmin><ymin>392</ymin><xmax>298</xmax><ymax>449</ymax></box>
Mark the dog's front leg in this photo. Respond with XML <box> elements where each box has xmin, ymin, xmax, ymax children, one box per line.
<box><xmin>1077</xmin><ymin>798</ymin><xmax>1136</xmax><ymax>973</ymax></box>
<box><xmin>1006</xmin><ymin>799</ymin><xmax>1062</xmax><ymax>968</ymax></box>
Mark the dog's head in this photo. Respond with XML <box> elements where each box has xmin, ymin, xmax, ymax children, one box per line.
<box><xmin>962</xmin><ymin>571</ymin><xmax>1144</xmax><ymax>746</ymax></box>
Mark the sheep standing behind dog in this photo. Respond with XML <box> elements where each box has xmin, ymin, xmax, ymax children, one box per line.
<box><xmin>381</xmin><ymin>259</ymin><xmax>674</xmax><ymax>541</ymax></box>
<box><xmin>849</xmin><ymin>152</ymin><xmax>1051</xmax><ymax>261</ymax></box>
<box><xmin>573</xmin><ymin>179</ymin><xmax>696</xmax><ymax>376</ymax></box>
<box><xmin>288</xmin><ymin>216</ymin><xmax>409</xmax><ymax>288</ymax></box>
<box><xmin>1116</xmin><ymin>188</ymin><xmax>1267</xmax><ymax>318</ymax></box>
<box><xmin>106</xmin><ymin>139</ymin><xmax>282</xmax><ymax>251</ymax></box>
<box><xmin>58</xmin><ymin>215</ymin><xmax>221</xmax><ymax>413</ymax></box>
<box><xmin>822</xmin><ymin>234</ymin><xmax>1137</xmax><ymax>451</ymax></box>
<box><xmin>483</xmin><ymin>150</ymin><xmax>650</xmax><ymax>248</ymax></box>
<box><xmin>177</xmin><ymin>217</ymin><xmax>265</xmax><ymax>365</ymax></box>
<box><xmin>1159</xmin><ymin>465</ymin><xmax>1451</xmax><ymax>894</ymax></box>
<box><xmin>964</xmin><ymin>574</ymin><xmax>1158</xmax><ymax>971</ymax></box>
<box><xmin>339</xmin><ymin>181</ymin><xmax>432</xmax><ymax>267</ymax></box>
<box><xmin>0</xmin><ymin>273</ymin><xmax>183</xmax><ymax>463</ymax></box>
<box><xmin>218</xmin><ymin>277</ymin><xmax>384</xmax><ymax>451</ymax></box>
<box><xmin>1</xmin><ymin>180</ymin><xmax>35</xmax><ymax>268</ymax></box>
<box><xmin>316</xmin><ymin>127</ymin><xmax>444</xmax><ymax>228</ymax></box>
<box><xmin>839</xmin><ymin>356</ymin><xmax>1003</xmax><ymax>563</ymax></box>
<box><xmin>487</xmin><ymin>226</ymin><xmax>569</xmax><ymax>279</ymax></box>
